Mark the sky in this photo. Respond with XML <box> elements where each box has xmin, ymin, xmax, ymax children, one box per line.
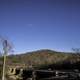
<box><xmin>0</xmin><ymin>0</ymin><xmax>80</xmax><ymax>54</ymax></box>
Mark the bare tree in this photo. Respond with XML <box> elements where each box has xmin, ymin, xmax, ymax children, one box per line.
<box><xmin>0</xmin><ymin>36</ymin><xmax>13</xmax><ymax>80</ymax></box>
<box><xmin>72</xmin><ymin>48</ymin><xmax>80</xmax><ymax>54</ymax></box>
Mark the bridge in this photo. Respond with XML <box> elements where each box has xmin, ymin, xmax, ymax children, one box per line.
<box><xmin>7</xmin><ymin>66</ymin><xmax>80</xmax><ymax>80</ymax></box>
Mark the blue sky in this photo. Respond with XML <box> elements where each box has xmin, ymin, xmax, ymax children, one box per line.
<box><xmin>0</xmin><ymin>0</ymin><xmax>80</xmax><ymax>54</ymax></box>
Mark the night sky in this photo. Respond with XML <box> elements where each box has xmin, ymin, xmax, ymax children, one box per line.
<box><xmin>0</xmin><ymin>0</ymin><xmax>80</xmax><ymax>53</ymax></box>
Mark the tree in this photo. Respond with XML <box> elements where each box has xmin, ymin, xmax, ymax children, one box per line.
<box><xmin>0</xmin><ymin>36</ymin><xmax>13</xmax><ymax>80</ymax></box>
<box><xmin>72</xmin><ymin>48</ymin><xmax>80</xmax><ymax>54</ymax></box>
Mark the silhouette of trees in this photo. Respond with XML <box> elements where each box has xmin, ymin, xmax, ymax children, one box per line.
<box><xmin>72</xmin><ymin>48</ymin><xmax>80</xmax><ymax>54</ymax></box>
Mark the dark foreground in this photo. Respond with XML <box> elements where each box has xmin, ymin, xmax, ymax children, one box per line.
<box><xmin>7</xmin><ymin>69</ymin><xmax>80</xmax><ymax>80</ymax></box>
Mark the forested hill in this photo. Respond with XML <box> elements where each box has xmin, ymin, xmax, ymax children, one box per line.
<box><xmin>2</xmin><ymin>49</ymin><xmax>80</xmax><ymax>67</ymax></box>
<box><xmin>0</xmin><ymin>49</ymin><xmax>80</xmax><ymax>78</ymax></box>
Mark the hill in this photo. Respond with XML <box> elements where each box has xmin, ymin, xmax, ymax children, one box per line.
<box><xmin>4</xmin><ymin>49</ymin><xmax>80</xmax><ymax>68</ymax></box>
<box><xmin>0</xmin><ymin>49</ymin><xmax>80</xmax><ymax>79</ymax></box>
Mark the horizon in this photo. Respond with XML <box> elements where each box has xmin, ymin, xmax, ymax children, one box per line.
<box><xmin>0</xmin><ymin>0</ymin><xmax>80</xmax><ymax>54</ymax></box>
<box><xmin>12</xmin><ymin>49</ymin><xmax>74</xmax><ymax>55</ymax></box>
